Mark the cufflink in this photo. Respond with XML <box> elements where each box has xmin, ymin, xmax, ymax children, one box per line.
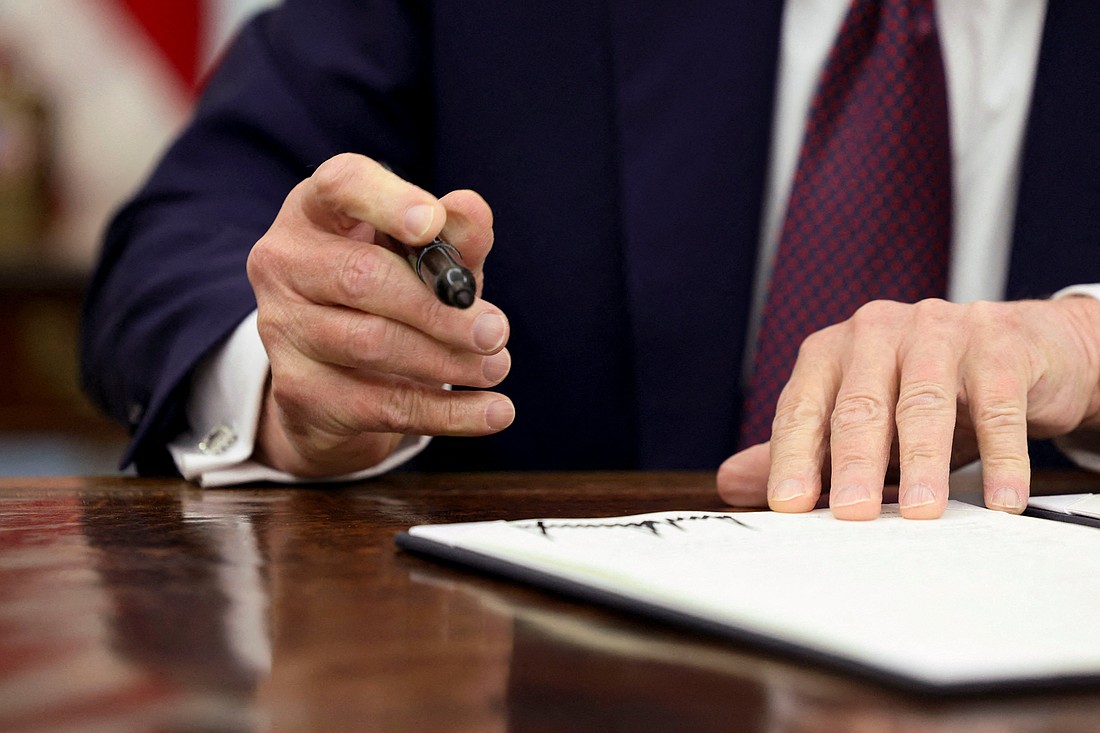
<box><xmin>198</xmin><ymin>425</ymin><xmax>238</xmax><ymax>455</ymax></box>
<box><xmin>127</xmin><ymin>401</ymin><xmax>145</xmax><ymax>427</ymax></box>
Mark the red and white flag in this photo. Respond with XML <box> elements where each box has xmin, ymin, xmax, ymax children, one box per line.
<box><xmin>112</xmin><ymin>0</ymin><xmax>278</xmax><ymax>97</ymax></box>
<box><xmin>0</xmin><ymin>0</ymin><xmax>279</xmax><ymax>264</ymax></box>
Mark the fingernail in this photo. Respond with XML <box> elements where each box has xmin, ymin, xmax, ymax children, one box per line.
<box><xmin>482</xmin><ymin>350</ymin><xmax>511</xmax><ymax>383</ymax></box>
<box><xmin>404</xmin><ymin>204</ymin><xmax>435</xmax><ymax>238</ymax></box>
<box><xmin>770</xmin><ymin>479</ymin><xmax>806</xmax><ymax>502</ymax></box>
<box><xmin>990</xmin><ymin>487</ymin><xmax>1022</xmax><ymax>511</ymax></box>
<box><xmin>900</xmin><ymin>483</ymin><xmax>936</xmax><ymax>509</ymax></box>
<box><xmin>473</xmin><ymin>313</ymin><xmax>507</xmax><ymax>352</ymax></box>
<box><xmin>831</xmin><ymin>484</ymin><xmax>871</xmax><ymax>507</ymax></box>
<box><xmin>486</xmin><ymin>400</ymin><xmax>515</xmax><ymax>431</ymax></box>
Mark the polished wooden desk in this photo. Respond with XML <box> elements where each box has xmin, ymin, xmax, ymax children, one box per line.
<box><xmin>2</xmin><ymin>471</ymin><xmax>1099</xmax><ymax>732</ymax></box>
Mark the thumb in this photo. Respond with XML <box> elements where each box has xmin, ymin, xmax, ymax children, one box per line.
<box><xmin>716</xmin><ymin>442</ymin><xmax>772</xmax><ymax>507</ymax></box>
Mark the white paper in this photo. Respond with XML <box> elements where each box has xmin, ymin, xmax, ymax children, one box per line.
<box><xmin>1067</xmin><ymin>494</ymin><xmax>1100</xmax><ymax>520</ymax></box>
<box><xmin>410</xmin><ymin>501</ymin><xmax>1100</xmax><ymax>687</ymax></box>
<box><xmin>1029</xmin><ymin>493</ymin><xmax>1100</xmax><ymax>520</ymax></box>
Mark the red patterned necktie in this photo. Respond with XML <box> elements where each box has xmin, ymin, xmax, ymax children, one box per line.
<box><xmin>738</xmin><ymin>0</ymin><xmax>952</xmax><ymax>448</ymax></box>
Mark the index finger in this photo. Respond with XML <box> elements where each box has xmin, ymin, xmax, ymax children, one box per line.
<box><xmin>765</xmin><ymin>329</ymin><xmax>839</xmax><ymax>514</ymax></box>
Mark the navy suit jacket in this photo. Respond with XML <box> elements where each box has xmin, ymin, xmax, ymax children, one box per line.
<box><xmin>81</xmin><ymin>0</ymin><xmax>1100</xmax><ymax>475</ymax></box>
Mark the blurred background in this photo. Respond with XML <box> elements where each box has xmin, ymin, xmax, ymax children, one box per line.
<box><xmin>0</xmin><ymin>0</ymin><xmax>278</xmax><ymax>475</ymax></box>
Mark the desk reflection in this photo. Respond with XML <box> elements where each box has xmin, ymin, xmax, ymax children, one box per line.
<box><xmin>417</xmin><ymin>566</ymin><xmax>1100</xmax><ymax>733</ymax></box>
<box><xmin>0</xmin><ymin>484</ymin><xmax>513</xmax><ymax>733</ymax></box>
<box><xmin>1</xmin><ymin>474</ymin><xmax>1098</xmax><ymax>733</ymax></box>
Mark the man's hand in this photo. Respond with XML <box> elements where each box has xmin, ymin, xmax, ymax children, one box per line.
<box><xmin>718</xmin><ymin>297</ymin><xmax>1100</xmax><ymax>519</ymax></box>
<box><xmin>246</xmin><ymin>154</ymin><xmax>513</xmax><ymax>477</ymax></box>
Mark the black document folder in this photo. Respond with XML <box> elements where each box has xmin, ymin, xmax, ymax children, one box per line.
<box><xmin>398</xmin><ymin>501</ymin><xmax>1100</xmax><ymax>694</ymax></box>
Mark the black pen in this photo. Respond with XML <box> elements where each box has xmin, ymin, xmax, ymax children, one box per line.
<box><xmin>405</xmin><ymin>237</ymin><xmax>477</xmax><ymax>309</ymax></box>
<box><xmin>377</xmin><ymin>162</ymin><xmax>477</xmax><ymax>308</ymax></box>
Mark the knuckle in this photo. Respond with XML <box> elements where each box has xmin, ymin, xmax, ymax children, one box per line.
<box><xmin>337</xmin><ymin>245</ymin><xmax>387</xmax><ymax>303</ymax></box>
<box><xmin>896</xmin><ymin>381</ymin><xmax>955</xmax><ymax>419</ymax></box>
<box><xmin>246</xmin><ymin>235</ymin><xmax>280</xmax><ymax>288</ymax></box>
<box><xmin>898</xmin><ymin>440</ymin><xmax>943</xmax><ymax>470</ymax></box>
<box><xmin>345</xmin><ymin>315</ymin><xmax>393</xmax><ymax>367</ymax></box>
<box><xmin>972</xmin><ymin>399</ymin><xmax>1027</xmax><ymax>433</ymax></box>
<box><xmin>771</xmin><ymin>394</ymin><xmax>828</xmax><ymax>437</ymax></box>
<box><xmin>850</xmin><ymin>299</ymin><xmax>900</xmax><ymax>326</ymax></box>
<box><xmin>311</xmin><ymin>153</ymin><xmax>362</xmax><ymax>205</ymax></box>
<box><xmin>470</xmin><ymin>229</ymin><xmax>495</xmax><ymax>271</ymax></box>
<box><xmin>442</xmin><ymin>395</ymin><xmax>472</xmax><ymax>432</ymax></box>
<box><xmin>830</xmin><ymin>452</ymin><xmax>881</xmax><ymax>475</ymax></box>
<box><xmin>269</xmin><ymin>371</ymin><xmax>313</xmax><ymax>420</ymax></box>
<box><xmin>255</xmin><ymin>301</ymin><xmax>302</xmax><ymax>357</ymax></box>
<box><xmin>254</xmin><ymin>310</ymin><xmax>286</xmax><ymax>351</ymax></box>
<box><xmin>966</xmin><ymin>299</ymin><xmax>1018</xmax><ymax>331</ymax></box>
<box><xmin>831</xmin><ymin>393</ymin><xmax>889</xmax><ymax>433</ymax></box>
<box><xmin>912</xmin><ymin>297</ymin><xmax>953</xmax><ymax>321</ymax></box>
<box><xmin>371</xmin><ymin>388</ymin><xmax>420</xmax><ymax>435</ymax></box>
<box><xmin>910</xmin><ymin>298</ymin><xmax>958</xmax><ymax>335</ymax></box>
<box><xmin>966</xmin><ymin>299</ymin><xmax>1001</xmax><ymax>320</ymax></box>
<box><xmin>796</xmin><ymin>327</ymin><xmax>834</xmax><ymax>359</ymax></box>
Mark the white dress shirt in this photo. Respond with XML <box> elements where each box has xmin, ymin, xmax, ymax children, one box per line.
<box><xmin>174</xmin><ymin>0</ymin><xmax>1094</xmax><ymax>487</ymax></box>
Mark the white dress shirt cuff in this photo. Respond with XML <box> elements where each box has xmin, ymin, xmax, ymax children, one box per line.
<box><xmin>1050</xmin><ymin>284</ymin><xmax>1100</xmax><ymax>471</ymax></box>
<box><xmin>168</xmin><ymin>311</ymin><xmax>430</xmax><ymax>487</ymax></box>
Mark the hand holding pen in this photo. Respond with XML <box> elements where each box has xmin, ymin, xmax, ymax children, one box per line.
<box><xmin>246</xmin><ymin>153</ymin><xmax>514</xmax><ymax>477</ymax></box>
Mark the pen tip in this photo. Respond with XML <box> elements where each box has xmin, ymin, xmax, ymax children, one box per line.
<box><xmin>453</xmin><ymin>290</ymin><xmax>475</xmax><ymax>308</ymax></box>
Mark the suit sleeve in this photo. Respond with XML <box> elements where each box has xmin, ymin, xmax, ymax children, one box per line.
<box><xmin>79</xmin><ymin>0</ymin><xmax>433</xmax><ymax>474</ymax></box>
